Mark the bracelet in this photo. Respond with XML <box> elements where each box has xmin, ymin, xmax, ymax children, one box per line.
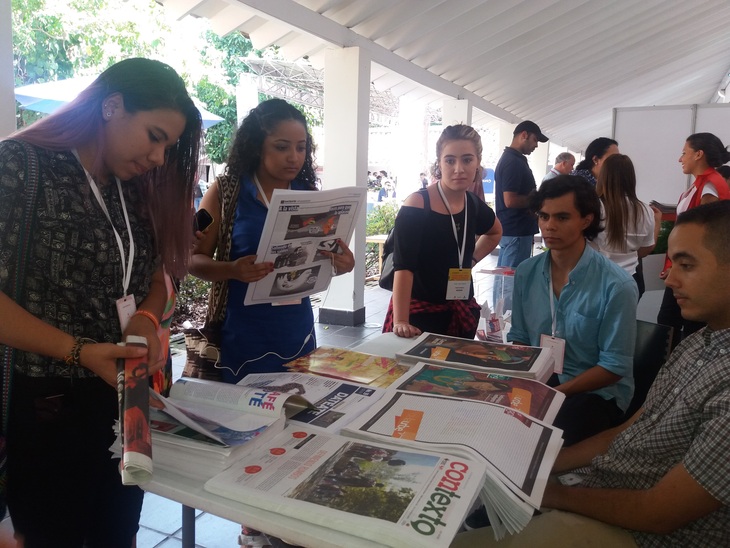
<box><xmin>63</xmin><ymin>337</ymin><xmax>93</xmax><ymax>367</ymax></box>
<box><xmin>132</xmin><ymin>309</ymin><xmax>160</xmax><ymax>331</ymax></box>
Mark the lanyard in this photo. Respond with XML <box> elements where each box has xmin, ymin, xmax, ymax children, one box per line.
<box><xmin>548</xmin><ymin>264</ymin><xmax>558</xmax><ymax>337</ymax></box>
<box><xmin>253</xmin><ymin>174</ymin><xmax>290</xmax><ymax>209</ymax></box>
<box><xmin>73</xmin><ymin>151</ymin><xmax>134</xmax><ymax>297</ymax></box>
<box><xmin>436</xmin><ymin>182</ymin><xmax>468</xmax><ymax>268</ymax></box>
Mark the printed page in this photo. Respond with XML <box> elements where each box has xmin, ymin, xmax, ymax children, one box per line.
<box><xmin>284</xmin><ymin>346</ymin><xmax>399</xmax><ymax>385</ymax></box>
<box><xmin>245</xmin><ymin>187</ymin><xmax>366</xmax><ymax>305</ymax></box>
<box><xmin>393</xmin><ymin>362</ymin><xmax>565</xmax><ymax>423</ymax></box>
<box><xmin>343</xmin><ymin>391</ymin><xmax>563</xmax><ymax>509</ymax></box>
<box><xmin>151</xmin><ymin>378</ymin><xmax>309</xmax><ymax>445</ymax></box>
<box><xmin>205</xmin><ymin>426</ymin><xmax>486</xmax><ymax>548</ymax></box>
<box><xmin>116</xmin><ymin>337</ymin><xmax>153</xmax><ymax>485</ymax></box>
<box><xmin>239</xmin><ymin>372</ymin><xmax>385</xmax><ymax>432</ymax></box>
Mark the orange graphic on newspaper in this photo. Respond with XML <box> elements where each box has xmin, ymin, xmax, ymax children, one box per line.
<box><xmin>508</xmin><ymin>388</ymin><xmax>532</xmax><ymax>414</ymax></box>
<box><xmin>392</xmin><ymin>409</ymin><xmax>423</xmax><ymax>440</ymax></box>
<box><xmin>429</xmin><ymin>346</ymin><xmax>451</xmax><ymax>361</ymax></box>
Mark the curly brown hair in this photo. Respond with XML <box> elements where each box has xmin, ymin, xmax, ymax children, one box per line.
<box><xmin>225</xmin><ymin>98</ymin><xmax>317</xmax><ymax>189</ymax></box>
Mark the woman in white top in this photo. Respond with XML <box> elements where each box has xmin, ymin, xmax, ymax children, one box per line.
<box><xmin>593</xmin><ymin>154</ymin><xmax>660</xmax><ymax>298</ymax></box>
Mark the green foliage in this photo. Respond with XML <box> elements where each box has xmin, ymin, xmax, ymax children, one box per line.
<box><xmin>336</xmin><ymin>486</ymin><xmax>415</xmax><ymax>522</ymax></box>
<box><xmin>200</xmin><ymin>30</ymin><xmax>256</xmax><ymax>87</ymax></box>
<box><xmin>175</xmin><ymin>275</ymin><xmax>211</xmax><ymax>320</ymax></box>
<box><xmin>195</xmin><ymin>77</ymin><xmax>238</xmax><ymax>164</ymax></box>
<box><xmin>366</xmin><ymin>202</ymin><xmax>399</xmax><ymax>236</ymax></box>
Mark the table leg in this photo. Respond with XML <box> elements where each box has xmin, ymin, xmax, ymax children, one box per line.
<box><xmin>181</xmin><ymin>505</ymin><xmax>196</xmax><ymax>548</ymax></box>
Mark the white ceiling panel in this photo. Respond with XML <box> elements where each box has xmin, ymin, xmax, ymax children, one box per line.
<box><xmin>162</xmin><ymin>0</ymin><xmax>730</xmax><ymax>151</ymax></box>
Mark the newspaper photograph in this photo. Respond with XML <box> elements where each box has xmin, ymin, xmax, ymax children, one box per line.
<box><xmin>245</xmin><ymin>187</ymin><xmax>366</xmax><ymax>305</ymax></box>
<box><xmin>239</xmin><ymin>372</ymin><xmax>386</xmax><ymax>432</ymax></box>
<box><xmin>205</xmin><ymin>426</ymin><xmax>486</xmax><ymax>548</ymax></box>
<box><xmin>342</xmin><ymin>391</ymin><xmax>563</xmax><ymax>510</ymax></box>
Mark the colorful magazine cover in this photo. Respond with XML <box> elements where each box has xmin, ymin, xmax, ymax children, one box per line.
<box><xmin>284</xmin><ymin>346</ymin><xmax>399</xmax><ymax>385</ymax></box>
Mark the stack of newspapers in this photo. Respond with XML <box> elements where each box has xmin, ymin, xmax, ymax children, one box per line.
<box><xmin>202</xmin><ymin>361</ymin><xmax>565</xmax><ymax>544</ymax></box>
<box><xmin>396</xmin><ymin>332</ymin><xmax>556</xmax><ymax>383</ymax></box>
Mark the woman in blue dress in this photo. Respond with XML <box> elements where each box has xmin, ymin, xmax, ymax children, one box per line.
<box><xmin>191</xmin><ymin>99</ymin><xmax>354</xmax><ymax>383</ymax></box>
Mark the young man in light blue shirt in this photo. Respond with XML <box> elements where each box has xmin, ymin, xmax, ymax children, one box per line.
<box><xmin>508</xmin><ymin>176</ymin><xmax>638</xmax><ymax>446</ymax></box>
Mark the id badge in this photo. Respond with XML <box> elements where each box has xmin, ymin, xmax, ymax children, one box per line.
<box><xmin>540</xmin><ymin>333</ymin><xmax>566</xmax><ymax>374</ymax></box>
<box><xmin>116</xmin><ymin>294</ymin><xmax>136</xmax><ymax>332</ymax></box>
<box><xmin>446</xmin><ymin>268</ymin><xmax>471</xmax><ymax>300</ymax></box>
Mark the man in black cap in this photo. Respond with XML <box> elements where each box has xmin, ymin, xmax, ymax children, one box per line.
<box><xmin>493</xmin><ymin>120</ymin><xmax>548</xmax><ymax>309</ymax></box>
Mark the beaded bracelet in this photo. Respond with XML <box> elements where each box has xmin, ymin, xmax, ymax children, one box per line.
<box><xmin>63</xmin><ymin>336</ymin><xmax>93</xmax><ymax>367</ymax></box>
<box><xmin>132</xmin><ymin>309</ymin><xmax>160</xmax><ymax>331</ymax></box>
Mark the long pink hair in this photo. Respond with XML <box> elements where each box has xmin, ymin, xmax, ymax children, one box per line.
<box><xmin>13</xmin><ymin>58</ymin><xmax>202</xmax><ymax>278</ymax></box>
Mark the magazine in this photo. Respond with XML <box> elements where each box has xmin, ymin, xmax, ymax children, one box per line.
<box><xmin>396</xmin><ymin>333</ymin><xmax>554</xmax><ymax>383</ymax></box>
<box><xmin>244</xmin><ymin>187</ymin><xmax>366</xmax><ymax>305</ymax></box>
<box><xmin>116</xmin><ymin>335</ymin><xmax>153</xmax><ymax>485</ymax></box>
<box><xmin>649</xmin><ymin>200</ymin><xmax>677</xmax><ymax>215</ymax></box>
<box><xmin>284</xmin><ymin>346</ymin><xmax>404</xmax><ymax>386</ymax></box>
<box><xmin>204</xmin><ymin>425</ymin><xmax>486</xmax><ymax>548</ymax></box>
<box><xmin>149</xmin><ymin>377</ymin><xmax>313</xmax><ymax>446</ymax></box>
<box><xmin>394</xmin><ymin>362</ymin><xmax>565</xmax><ymax>423</ymax></box>
<box><xmin>341</xmin><ymin>391</ymin><xmax>564</xmax><ymax>537</ymax></box>
<box><xmin>238</xmin><ymin>372</ymin><xmax>386</xmax><ymax>432</ymax></box>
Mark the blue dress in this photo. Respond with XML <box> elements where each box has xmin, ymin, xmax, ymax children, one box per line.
<box><xmin>220</xmin><ymin>176</ymin><xmax>316</xmax><ymax>382</ymax></box>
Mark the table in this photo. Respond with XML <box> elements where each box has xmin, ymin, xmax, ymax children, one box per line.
<box><xmin>144</xmin><ymin>333</ymin><xmax>411</xmax><ymax>548</ymax></box>
<box><xmin>145</xmin><ymin>469</ymin><xmax>382</xmax><ymax>548</ymax></box>
<box><xmin>365</xmin><ymin>234</ymin><xmax>388</xmax><ymax>276</ymax></box>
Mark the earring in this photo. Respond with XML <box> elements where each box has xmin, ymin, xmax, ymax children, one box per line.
<box><xmin>106</xmin><ymin>112</ymin><xmax>112</xmax><ymax>118</ymax></box>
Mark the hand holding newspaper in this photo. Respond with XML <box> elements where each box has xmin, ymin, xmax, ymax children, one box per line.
<box><xmin>244</xmin><ymin>187</ymin><xmax>365</xmax><ymax>306</ymax></box>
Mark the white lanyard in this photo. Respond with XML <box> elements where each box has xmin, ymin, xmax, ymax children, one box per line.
<box><xmin>253</xmin><ymin>174</ymin><xmax>291</xmax><ymax>209</ymax></box>
<box><xmin>436</xmin><ymin>182</ymin><xmax>468</xmax><ymax>268</ymax></box>
<box><xmin>548</xmin><ymin>265</ymin><xmax>558</xmax><ymax>337</ymax></box>
<box><xmin>73</xmin><ymin>151</ymin><xmax>135</xmax><ymax>297</ymax></box>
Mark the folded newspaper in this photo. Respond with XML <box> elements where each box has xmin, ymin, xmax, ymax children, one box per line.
<box><xmin>341</xmin><ymin>390</ymin><xmax>564</xmax><ymax>538</ymax></box>
<box><xmin>116</xmin><ymin>336</ymin><xmax>153</xmax><ymax>485</ymax></box>
<box><xmin>204</xmin><ymin>425</ymin><xmax>486</xmax><ymax>548</ymax></box>
<box><xmin>245</xmin><ymin>187</ymin><xmax>366</xmax><ymax>306</ymax></box>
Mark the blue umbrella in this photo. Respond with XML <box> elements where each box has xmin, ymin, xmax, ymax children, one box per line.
<box><xmin>15</xmin><ymin>75</ymin><xmax>224</xmax><ymax>129</ymax></box>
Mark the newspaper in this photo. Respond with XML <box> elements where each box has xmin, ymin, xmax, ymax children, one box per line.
<box><xmin>149</xmin><ymin>377</ymin><xmax>312</xmax><ymax>446</ymax></box>
<box><xmin>393</xmin><ymin>362</ymin><xmax>565</xmax><ymax>423</ymax></box>
<box><xmin>284</xmin><ymin>346</ymin><xmax>401</xmax><ymax>385</ymax></box>
<box><xmin>204</xmin><ymin>425</ymin><xmax>486</xmax><ymax>548</ymax></box>
<box><xmin>238</xmin><ymin>372</ymin><xmax>385</xmax><ymax>432</ymax></box>
<box><xmin>397</xmin><ymin>332</ymin><xmax>555</xmax><ymax>383</ymax></box>
<box><xmin>116</xmin><ymin>336</ymin><xmax>153</xmax><ymax>485</ymax></box>
<box><xmin>244</xmin><ymin>187</ymin><xmax>366</xmax><ymax>305</ymax></box>
<box><xmin>341</xmin><ymin>391</ymin><xmax>563</xmax><ymax>536</ymax></box>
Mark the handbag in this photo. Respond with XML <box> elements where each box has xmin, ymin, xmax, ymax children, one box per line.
<box><xmin>182</xmin><ymin>175</ymin><xmax>239</xmax><ymax>381</ymax></box>
<box><xmin>0</xmin><ymin>140</ymin><xmax>41</xmax><ymax>517</ymax></box>
<box><xmin>378</xmin><ymin>188</ymin><xmax>431</xmax><ymax>291</ymax></box>
<box><xmin>378</xmin><ymin>228</ymin><xmax>396</xmax><ymax>291</ymax></box>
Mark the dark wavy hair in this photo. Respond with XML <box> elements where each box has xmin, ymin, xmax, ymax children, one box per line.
<box><xmin>530</xmin><ymin>175</ymin><xmax>603</xmax><ymax>240</ymax></box>
<box><xmin>225</xmin><ymin>98</ymin><xmax>317</xmax><ymax>189</ymax></box>
<box><xmin>431</xmin><ymin>124</ymin><xmax>483</xmax><ymax>183</ymax></box>
<box><xmin>14</xmin><ymin>58</ymin><xmax>203</xmax><ymax>277</ymax></box>
<box><xmin>575</xmin><ymin>137</ymin><xmax>618</xmax><ymax>172</ymax></box>
<box><xmin>685</xmin><ymin>133</ymin><xmax>730</xmax><ymax>169</ymax></box>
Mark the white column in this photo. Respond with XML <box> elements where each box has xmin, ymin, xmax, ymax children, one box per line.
<box><xmin>442</xmin><ymin>98</ymin><xmax>472</xmax><ymax>126</ymax></box>
<box><xmin>236</xmin><ymin>74</ymin><xmax>260</xmax><ymax>126</ymax></box>
<box><xmin>0</xmin><ymin>0</ymin><xmax>16</xmax><ymax>137</ymax></box>
<box><xmin>319</xmin><ymin>47</ymin><xmax>370</xmax><ymax>326</ymax></box>
<box><xmin>529</xmin><ymin>137</ymin><xmax>550</xmax><ymax>183</ymax></box>
<box><xmin>393</xmin><ymin>96</ymin><xmax>427</xmax><ymax>199</ymax></box>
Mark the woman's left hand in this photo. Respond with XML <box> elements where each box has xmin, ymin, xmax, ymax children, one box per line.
<box><xmin>124</xmin><ymin>314</ymin><xmax>165</xmax><ymax>375</ymax></box>
<box><xmin>328</xmin><ymin>239</ymin><xmax>355</xmax><ymax>275</ymax></box>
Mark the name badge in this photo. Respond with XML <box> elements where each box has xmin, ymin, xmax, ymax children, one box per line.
<box><xmin>446</xmin><ymin>268</ymin><xmax>471</xmax><ymax>300</ymax></box>
<box><xmin>116</xmin><ymin>294</ymin><xmax>137</xmax><ymax>332</ymax></box>
<box><xmin>540</xmin><ymin>334</ymin><xmax>566</xmax><ymax>374</ymax></box>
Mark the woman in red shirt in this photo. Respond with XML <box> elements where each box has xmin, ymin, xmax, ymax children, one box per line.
<box><xmin>657</xmin><ymin>133</ymin><xmax>730</xmax><ymax>345</ymax></box>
